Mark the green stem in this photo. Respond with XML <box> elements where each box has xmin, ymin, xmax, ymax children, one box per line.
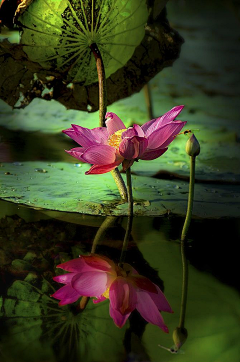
<box><xmin>181</xmin><ymin>156</ymin><xmax>195</xmax><ymax>242</ymax></box>
<box><xmin>111</xmin><ymin>168</ymin><xmax>128</xmax><ymax>202</ymax></box>
<box><xmin>143</xmin><ymin>83</ymin><xmax>153</xmax><ymax>120</ymax></box>
<box><xmin>91</xmin><ymin>216</ymin><xmax>117</xmax><ymax>254</ymax></box>
<box><xmin>89</xmin><ymin>43</ymin><xmax>107</xmax><ymax>127</ymax></box>
<box><xmin>90</xmin><ymin>43</ymin><xmax>127</xmax><ymax>201</ymax></box>
<box><xmin>179</xmin><ymin>155</ymin><xmax>195</xmax><ymax>329</ymax></box>
<box><xmin>119</xmin><ymin>167</ymin><xmax>133</xmax><ymax>265</ymax></box>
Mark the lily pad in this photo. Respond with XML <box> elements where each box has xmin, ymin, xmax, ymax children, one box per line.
<box><xmin>0</xmin><ymin>162</ymin><xmax>240</xmax><ymax>218</ymax></box>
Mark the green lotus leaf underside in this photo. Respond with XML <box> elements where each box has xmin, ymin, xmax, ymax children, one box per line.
<box><xmin>19</xmin><ymin>0</ymin><xmax>148</xmax><ymax>84</ymax></box>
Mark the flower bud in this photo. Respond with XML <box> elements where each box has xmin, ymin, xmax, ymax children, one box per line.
<box><xmin>185</xmin><ymin>134</ymin><xmax>200</xmax><ymax>156</ymax></box>
<box><xmin>172</xmin><ymin>327</ymin><xmax>188</xmax><ymax>350</ymax></box>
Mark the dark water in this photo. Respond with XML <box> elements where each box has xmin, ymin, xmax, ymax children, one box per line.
<box><xmin>0</xmin><ymin>200</ymin><xmax>239</xmax><ymax>362</ymax></box>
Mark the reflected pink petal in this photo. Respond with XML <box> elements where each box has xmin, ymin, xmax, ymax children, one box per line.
<box><xmin>53</xmin><ymin>273</ymin><xmax>77</xmax><ymax>284</ymax></box>
<box><xmin>57</xmin><ymin>257</ymin><xmax>94</xmax><ymax>273</ymax></box>
<box><xmin>109</xmin><ymin>277</ymin><xmax>137</xmax><ymax>314</ymax></box>
<box><xmin>105</xmin><ymin>112</ymin><xmax>126</xmax><ymax>135</ymax></box>
<box><xmin>93</xmin><ymin>295</ymin><xmax>107</xmax><ymax>304</ymax></box>
<box><xmin>109</xmin><ymin>305</ymin><xmax>131</xmax><ymax>328</ymax></box>
<box><xmin>147</xmin><ymin>285</ymin><xmax>173</xmax><ymax>313</ymax></box>
<box><xmin>51</xmin><ymin>284</ymin><xmax>81</xmax><ymax>306</ymax></box>
<box><xmin>82</xmin><ymin>254</ymin><xmax>116</xmax><ymax>272</ymax></box>
<box><xmin>72</xmin><ymin>271</ymin><xmax>108</xmax><ymax>297</ymax></box>
<box><xmin>130</xmin><ymin>275</ymin><xmax>158</xmax><ymax>293</ymax></box>
<box><xmin>136</xmin><ymin>290</ymin><xmax>169</xmax><ymax>333</ymax></box>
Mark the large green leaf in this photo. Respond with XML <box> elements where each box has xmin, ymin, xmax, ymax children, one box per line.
<box><xmin>0</xmin><ymin>162</ymin><xmax>239</xmax><ymax>218</ymax></box>
<box><xmin>18</xmin><ymin>0</ymin><xmax>148</xmax><ymax>85</ymax></box>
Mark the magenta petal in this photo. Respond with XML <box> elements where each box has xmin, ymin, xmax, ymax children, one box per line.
<box><xmin>56</xmin><ymin>257</ymin><xmax>93</xmax><ymax>273</ymax></box>
<box><xmin>53</xmin><ymin>273</ymin><xmax>77</xmax><ymax>284</ymax></box>
<box><xmin>109</xmin><ymin>277</ymin><xmax>137</xmax><ymax>314</ymax></box>
<box><xmin>140</xmin><ymin>147</ymin><xmax>167</xmax><ymax>160</ymax></box>
<box><xmin>72</xmin><ymin>271</ymin><xmax>108</xmax><ymax>297</ymax></box>
<box><xmin>105</xmin><ymin>112</ymin><xmax>126</xmax><ymax>135</ymax></box>
<box><xmin>147</xmin><ymin>121</ymin><xmax>187</xmax><ymax>149</ymax></box>
<box><xmin>122</xmin><ymin>124</ymin><xmax>144</xmax><ymax>139</ymax></box>
<box><xmin>81</xmin><ymin>144</ymin><xmax>116</xmax><ymax>165</ymax></box>
<box><xmin>142</xmin><ymin>105</ymin><xmax>185</xmax><ymax>136</ymax></box>
<box><xmin>136</xmin><ymin>290</ymin><xmax>169</xmax><ymax>332</ymax></box>
<box><xmin>119</xmin><ymin>138</ymin><xmax>138</xmax><ymax>160</ymax></box>
<box><xmin>65</xmin><ymin>147</ymin><xmax>86</xmax><ymax>162</ymax></box>
<box><xmin>51</xmin><ymin>284</ymin><xmax>81</xmax><ymax>305</ymax></box>
<box><xmin>85</xmin><ymin>159</ymin><xmax>123</xmax><ymax>174</ymax></box>
<box><xmin>82</xmin><ymin>255</ymin><xmax>116</xmax><ymax>272</ymax></box>
<box><xmin>70</xmin><ymin>125</ymin><xmax>108</xmax><ymax>147</ymax></box>
<box><xmin>148</xmin><ymin>285</ymin><xmax>173</xmax><ymax>313</ymax></box>
<box><xmin>93</xmin><ymin>295</ymin><xmax>107</xmax><ymax>304</ymax></box>
<box><xmin>109</xmin><ymin>305</ymin><xmax>131</xmax><ymax>328</ymax></box>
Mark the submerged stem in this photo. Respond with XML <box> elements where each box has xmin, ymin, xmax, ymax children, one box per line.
<box><xmin>119</xmin><ymin>167</ymin><xmax>133</xmax><ymax>265</ymax></box>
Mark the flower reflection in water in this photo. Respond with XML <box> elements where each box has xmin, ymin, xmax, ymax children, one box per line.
<box><xmin>52</xmin><ymin>254</ymin><xmax>173</xmax><ymax>332</ymax></box>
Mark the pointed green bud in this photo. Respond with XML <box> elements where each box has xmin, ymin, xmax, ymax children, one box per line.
<box><xmin>185</xmin><ymin>134</ymin><xmax>200</xmax><ymax>156</ymax></box>
<box><xmin>172</xmin><ymin>327</ymin><xmax>188</xmax><ymax>350</ymax></box>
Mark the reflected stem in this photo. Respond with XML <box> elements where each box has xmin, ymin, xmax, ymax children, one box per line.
<box><xmin>91</xmin><ymin>216</ymin><xmax>117</xmax><ymax>254</ymax></box>
<box><xmin>90</xmin><ymin>42</ymin><xmax>127</xmax><ymax>201</ymax></box>
<box><xmin>179</xmin><ymin>156</ymin><xmax>195</xmax><ymax>329</ymax></box>
<box><xmin>119</xmin><ymin>167</ymin><xmax>133</xmax><ymax>266</ymax></box>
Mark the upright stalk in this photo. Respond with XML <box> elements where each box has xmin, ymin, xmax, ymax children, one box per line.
<box><xmin>143</xmin><ymin>83</ymin><xmax>153</xmax><ymax>120</ymax></box>
<box><xmin>119</xmin><ymin>167</ymin><xmax>133</xmax><ymax>266</ymax></box>
<box><xmin>181</xmin><ymin>156</ymin><xmax>195</xmax><ymax>242</ymax></box>
<box><xmin>90</xmin><ymin>43</ymin><xmax>127</xmax><ymax>201</ymax></box>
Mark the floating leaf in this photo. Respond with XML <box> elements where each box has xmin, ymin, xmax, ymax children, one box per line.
<box><xmin>0</xmin><ymin>162</ymin><xmax>240</xmax><ymax>218</ymax></box>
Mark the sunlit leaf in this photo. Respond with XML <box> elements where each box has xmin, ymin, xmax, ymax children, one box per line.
<box><xmin>18</xmin><ymin>0</ymin><xmax>148</xmax><ymax>85</ymax></box>
<box><xmin>0</xmin><ymin>161</ymin><xmax>239</xmax><ymax>218</ymax></box>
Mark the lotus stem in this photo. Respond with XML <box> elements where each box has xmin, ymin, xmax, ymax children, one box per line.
<box><xmin>179</xmin><ymin>155</ymin><xmax>195</xmax><ymax>329</ymax></box>
<box><xmin>91</xmin><ymin>216</ymin><xmax>117</xmax><ymax>254</ymax></box>
<box><xmin>89</xmin><ymin>43</ymin><xmax>107</xmax><ymax>127</ymax></box>
<box><xmin>90</xmin><ymin>42</ymin><xmax>127</xmax><ymax>201</ymax></box>
<box><xmin>143</xmin><ymin>83</ymin><xmax>153</xmax><ymax>120</ymax></box>
<box><xmin>119</xmin><ymin>167</ymin><xmax>133</xmax><ymax>265</ymax></box>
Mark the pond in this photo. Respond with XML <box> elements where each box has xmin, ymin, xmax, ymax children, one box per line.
<box><xmin>0</xmin><ymin>1</ymin><xmax>240</xmax><ymax>362</ymax></box>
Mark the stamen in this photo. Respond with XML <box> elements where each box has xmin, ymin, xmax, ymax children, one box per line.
<box><xmin>108</xmin><ymin>129</ymin><xmax>126</xmax><ymax>149</ymax></box>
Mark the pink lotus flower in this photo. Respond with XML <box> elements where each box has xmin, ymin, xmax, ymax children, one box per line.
<box><xmin>63</xmin><ymin>106</ymin><xmax>186</xmax><ymax>174</ymax></box>
<box><xmin>52</xmin><ymin>254</ymin><xmax>173</xmax><ymax>332</ymax></box>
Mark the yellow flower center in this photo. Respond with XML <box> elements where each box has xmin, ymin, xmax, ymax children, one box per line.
<box><xmin>108</xmin><ymin>129</ymin><xmax>126</xmax><ymax>149</ymax></box>
<box><xmin>102</xmin><ymin>287</ymin><xmax>110</xmax><ymax>299</ymax></box>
